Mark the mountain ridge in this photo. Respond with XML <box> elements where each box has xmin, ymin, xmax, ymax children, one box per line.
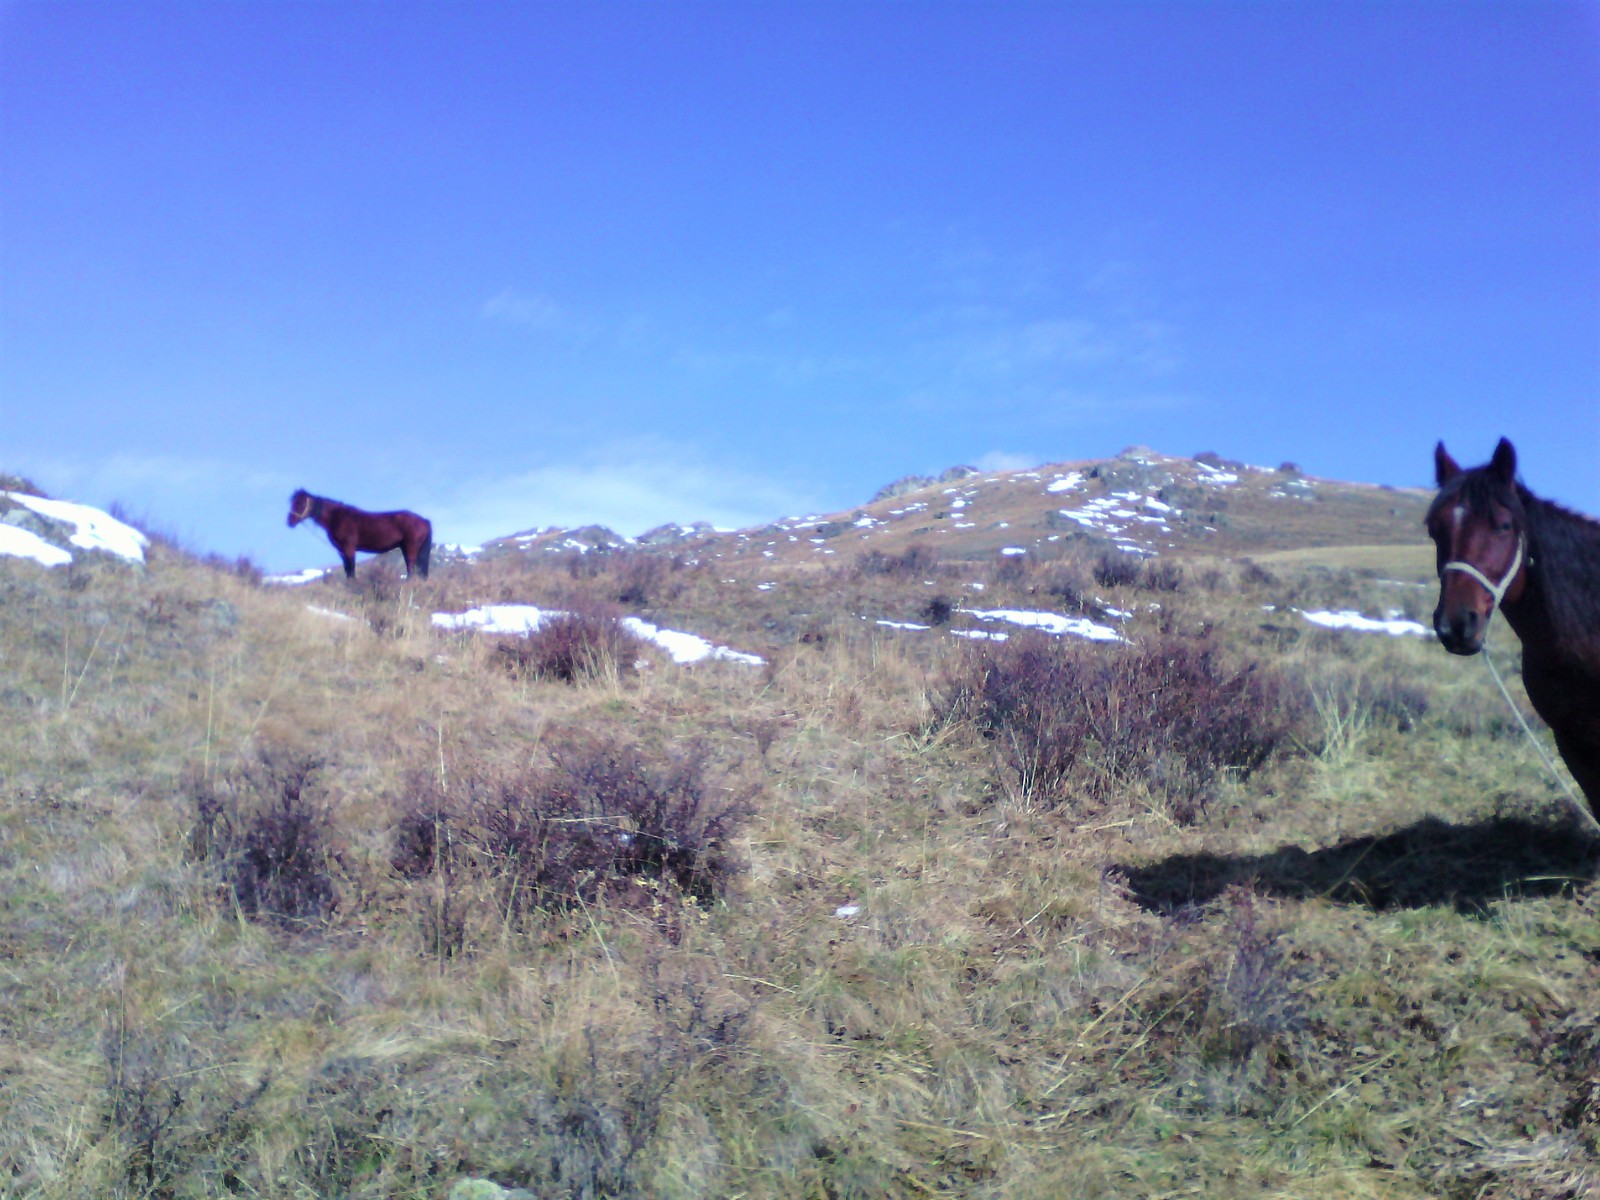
<box><xmin>461</xmin><ymin>445</ymin><xmax>1431</xmax><ymax>574</ymax></box>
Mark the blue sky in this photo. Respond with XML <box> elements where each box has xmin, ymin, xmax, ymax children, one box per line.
<box><xmin>3</xmin><ymin>1</ymin><xmax>1596</xmax><ymax>571</ymax></box>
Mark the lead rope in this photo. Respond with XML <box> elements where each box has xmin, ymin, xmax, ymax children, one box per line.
<box><xmin>1456</xmin><ymin>540</ymin><xmax>1600</xmax><ymax>833</ymax></box>
<box><xmin>1476</xmin><ymin>647</ymin><xmax>1599</xmax><ymax>834</ymax></box>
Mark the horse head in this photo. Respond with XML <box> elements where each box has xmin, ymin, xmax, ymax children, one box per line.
<box><xmin>288</xmin><ymin>489</ymin><xmax>315</xmax><ymax>528</ymax></box>
<box><xmin>1426</xmin><ymin>438</ymin><xmax>1529</xmax><ymax>656</ymax></box>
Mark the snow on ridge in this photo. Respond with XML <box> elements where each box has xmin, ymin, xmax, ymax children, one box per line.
<box><xmin>1</xmin><ymin>492</ymin><xmax>149</xmax><ymax>565</ymax></box>
<box><xmin>1054</xmin><ymin>489</ymin><xmax>1177</xmax><ymax>552</ymax></box>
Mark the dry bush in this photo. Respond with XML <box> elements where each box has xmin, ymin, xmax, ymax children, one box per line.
<box><xmin>100</xmin><ymin>993</ymin><xmax>272</xmax><ymax>1198</ymax></box>
<box><xmin>1092</xmin><ymin>550</ymin><xmax>1144</xmax><ymax>589</ymax></box>
<box><xmin>1141</xmin><ymin>559</ymin><xmax>1185</xmax><ymax>593</ymax></box>
<box><xmin>612</xmin><ymin>552</ymin><xmax>676</xmax><ymax>607</ymax></box>
<box><xmin>491</xmin><ymin>605</ymin><xmax>639</xmax><ymax>683</ymax></box>
<box><xmin>186</xmin><ymin>750</ymin><xmax>339</xmax><ymax>927</ymax></box>
<box><xmin>991</xmin><ymin>552</ymin><xmax>1030</xmax><ymax>587</ymax></box>
<box><xmin>855</xmin><ymin>544</ymin><xmax>941</xmax><ymax>579</ymax></box>
<box><xmin>1036</xmin><ymin>560</ymin><xmax>1095</xmax><ymax>613</ymax></box>
<box><xmin>392</xmin><ymin>732</ymin><xmax>754</xmax><ymax>936</ymax></box>
<box><xmin>938</xmin><ymin>632</ymin><xmax>1308</xmax><ymax>818</ymax></box>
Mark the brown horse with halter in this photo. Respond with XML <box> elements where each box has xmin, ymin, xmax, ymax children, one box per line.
<box><xmin>288</xmin><ymin>489</ymin><xmax>433</xmax><ymax>580</ymax></box>
<box><xmin>1427</xmin><ymin>439</ymin><xmax>1600</xmax><ymax>821</ymax></box>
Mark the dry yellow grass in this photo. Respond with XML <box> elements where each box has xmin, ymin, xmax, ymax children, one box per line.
<box><xmin>0</xmin><ymin>511</ymin><xmax>1596</xmax><ymax>1198</ymax></box>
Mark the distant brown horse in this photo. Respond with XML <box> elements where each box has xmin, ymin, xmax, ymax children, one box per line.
<box><xmin>1427</xmin><ymin>439</ymin><xmax>1600</xmax><ymax>820</ymax></box>
<box><xmin>288</xmin><ymin>489</ymin><xmax>432</xmax><ymax>580</ymax></box>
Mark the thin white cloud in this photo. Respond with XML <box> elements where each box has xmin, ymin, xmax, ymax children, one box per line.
<box><xmin>480</xmin><ymin>287</ymin><xmax>592</xmax><ymax>339</ymax></box>
<box><xmin>429</xmin><ymin>448</ymin><xmax>819</xmax><ymax>546</ymax></box>
<box><xmin>13</xmin><ymin>451</ymin><xmax>306</xmax><ymax>564</ymax></box>
<box><xmin>24</xmin><ymin>453</ymin><xmax>294</xmax><ymax>518</ymax></box>
<box><xmin>976</xmin><ymin>450</ymin><xmax>1040</xmax><ymax>473</ymax></box>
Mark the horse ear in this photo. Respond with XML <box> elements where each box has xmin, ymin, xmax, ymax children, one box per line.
<box><xmin>1489</xmin><ymin>438</ymin><xmax>1517</xmax><ymax>484</ymax></box>
<box><xmin>1434</xmin><ymin>441</ymin><xmax>1462</xmax><ymax>485</ymax></box>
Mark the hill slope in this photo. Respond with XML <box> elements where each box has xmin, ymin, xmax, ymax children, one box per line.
<box><xmin>2</xmin><ymin>452</ymin><xmax>1596</xmax><ymax>1200</ymax></box>
<box><xmin>465</xmin><ymin>446</ymin><xmax>1433</xmax><ymax>574</ymax></box>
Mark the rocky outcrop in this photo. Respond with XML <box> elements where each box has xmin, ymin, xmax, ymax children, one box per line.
<box><xmin>871</xmin><ymin>465</ymin><xmax>979</xmax><ymax>502</ymax></box>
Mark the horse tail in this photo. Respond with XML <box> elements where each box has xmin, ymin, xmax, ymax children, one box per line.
<box><xmin>417</xmin><ymin>525</ymin><xmax>432</xmax><ymax>579</ymax></box>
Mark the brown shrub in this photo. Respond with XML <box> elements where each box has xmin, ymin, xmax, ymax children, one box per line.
<box><xmin>613</xmin><ymin>553</ymin><xmax>673</xmax><ymax>607</ymax></box>
<box><xmin>855</xmin><ymin>544</ymin><xmax>941</xmax><ymax>578</ymax></box>
<box><xmin>391</xmin><ymin>733</ymin><xmax>754</xmax><ymax>923</ymax></box>
<box><xmin>1092</xmin><ymin>550</ymin><xmax>1144</xmax><ymax>589</ymax></box>
<box><xmin>1141</xmin><ymin>559</ymin><xmax>1186</xmax><ymax>593</ymax></box>
<box><xmin>938</xmin><ymin>633</ymin><xmax>1307</xmax><ymax>819</ymax></box>
<box><xmin>186</xmin><ymin>751</ymin><xmax>338</xmax><ymax>927</ymax></box>
<box><xmin>492</xmin><ymin>605</ymin><xmax>638</xmax><ymax>683</ymax></box>
<box><xmin>1037</xmin><ymin>561</ymin><xmax>1093</xmax><ymax>613</ymax></box>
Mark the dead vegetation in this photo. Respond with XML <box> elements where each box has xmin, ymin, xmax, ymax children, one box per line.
<box><xmin>1</xmin><ymin>504</ymin><xmax>1597</xmax><ymax>1199</ymax></box>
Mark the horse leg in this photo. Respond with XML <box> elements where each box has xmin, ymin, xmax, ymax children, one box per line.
<box><xmin>340</xmin><ymin>549</ymin><xmax>357</xmax><ymax>579</ymax></box>
<box><xmin>1549</xmin><ymin>726</ymin><xmax>1600</xmax><ymax>826</ymax></box>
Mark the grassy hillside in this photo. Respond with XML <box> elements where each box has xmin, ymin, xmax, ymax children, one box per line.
<box><xmin>3</xmin><ymin>454</ymin><xmax>1597</xmax><ymax>1199</ymax></box>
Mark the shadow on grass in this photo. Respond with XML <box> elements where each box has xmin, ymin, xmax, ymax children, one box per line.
<box><xmin>1120</xmin><ymin>815</ymin><xmax>1600</xmax><ymax>915</ymax></box>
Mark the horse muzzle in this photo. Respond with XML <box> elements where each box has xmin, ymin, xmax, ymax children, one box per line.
<box><xmin>1433</xmin><ymin>605</ymin><xmax>1488</xmax><ymax>656</ymax></box>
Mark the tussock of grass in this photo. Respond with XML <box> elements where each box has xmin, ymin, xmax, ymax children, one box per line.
<box><xmin>1</xmin><ymin>523</ymin><xmax>1597</xmax><ymax>1198</ymax></box>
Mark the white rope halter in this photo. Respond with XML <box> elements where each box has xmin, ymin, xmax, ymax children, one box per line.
<box><xmin>1442</xmin><ymin>537</ymin><xmax>1524</xmax><ymax>610</ymax></box>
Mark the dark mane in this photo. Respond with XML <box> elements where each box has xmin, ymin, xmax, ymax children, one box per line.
<box><xmin>1522</xmin><ymin>486</ymin><xmax>1600</xmax><ymax>633</ymax></box>
<box><xmin>1425</xmin><ymin>465</ymin><xmax>1522</xmax><ymax>525</ymax></box>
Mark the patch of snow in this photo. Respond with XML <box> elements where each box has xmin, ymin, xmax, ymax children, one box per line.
<box><xmin>265</xmin><ymin>567</ymin><xmax>330</xmax><ymax>586</ymax></box>
<box><xmin>432</xmin><ymin>604</ymin><xmax>765</xmax><ymax>665</ymax></box>
<box><xmin>835</xmin><ymin>904</ymin><xmax>861</xmax><ymax>919</ymax></box>
<box><xmin>306</xmin><ymin>605</ymin><xmax>357</xmax><ymax>623</ymax></box>
<box><xmin>0</xmin><ymin>523</ymin><xmax>74</xmax><ymax>567</ymax></box>
<box><xmin>1194</xmin><ymin>463</ymin><xmax>1240</xmax><ymax>486</ymax></box>
<box><xmin>1299</xmin><ymin>609</ymin><xmax>1431</xmax><ymax>638</ymax></box>
<box><xmin>3</xmin><ymin>492</ymin><xmax>149</xmax><ymax>563</ymax></box>
<box><xmin>621</xmin><ymin>618</ymin><xmax>765</xmax><ymax>665</ymax></box>
<box><xmin>876</xmin><ymin>619</ymin><xmax>931</xmax><ymax>631</ymax></box>
<box><xmin>1000</xmin><ymin>547</ymin><xmax>1028</xmax><ymax>556</ymax></box>
<box><xmin>1047</xmin><ymin>472</ymin><xmax>1085</xmax><ymax>493</ymax></box>
<box><xmin>962</xmin><ymin>607</ymin><xmax>1126</xmax><ymax>643</ymax></box>
<box><xmin>433</xmin><ymin>604</ymin><xmax>551</xmax><ymax>635</ymax></box>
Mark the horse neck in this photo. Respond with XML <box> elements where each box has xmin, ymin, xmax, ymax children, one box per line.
<box><xmin>307</xmin><ymin>494</ymin><xmax>339</xmax><ymax>528</ymax></box>
<box><xmin>1503</xmin><ymin>487</ymin><xmax>1600</xmax><ymax>653</ymax></box>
